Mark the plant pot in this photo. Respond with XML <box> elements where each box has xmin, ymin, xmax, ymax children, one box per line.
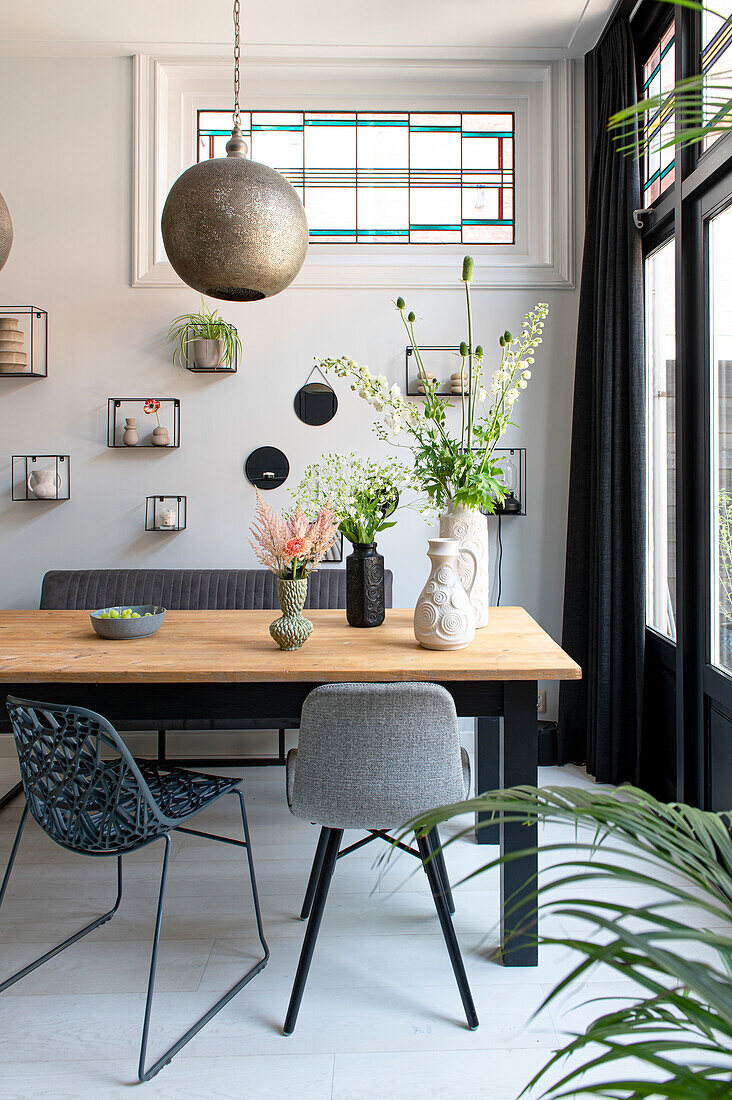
<box><xmin>439</xmin><ymin>502</ymin><xmax>489</xmax><ymax>628</ymax></box>
<box><xmin>192</xmin><ymin>338</ymin><xmax>225</xmax><ymax>370</ymax></box>
<box><xmin>270</xmin><ymin>577</ymin><xmax>313</xmax><ymax>651</ymax></box>
<box><xmin>346</xmin><ymin>542</ymin><xmax>385</xmax><ymax>627</ymax></box>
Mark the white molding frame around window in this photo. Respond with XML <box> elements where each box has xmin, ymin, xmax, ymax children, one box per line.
<box><xmin>133</xmin><ymin>52</ymin><xmax>574</xmax><ymax>291</ymax></box>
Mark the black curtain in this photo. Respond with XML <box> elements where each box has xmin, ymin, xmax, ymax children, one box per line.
<box><xmin>558</xmin><ymin>17</ymin><xmax>645</xmax><ymax>785</ymax></box>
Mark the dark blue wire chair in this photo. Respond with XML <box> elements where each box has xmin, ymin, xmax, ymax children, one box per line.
<box><xmin>0</xmin><ymin>696</ymin><xmax>269</xmax><ymax>1082</ymax></box>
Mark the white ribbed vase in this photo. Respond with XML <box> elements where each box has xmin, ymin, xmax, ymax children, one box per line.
<box><xmin>439</xmin><ymin>503</ymin><xmax>489</xmax><ymax>628</ymax></box>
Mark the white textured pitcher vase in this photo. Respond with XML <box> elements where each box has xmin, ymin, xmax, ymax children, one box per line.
<box><xmin>414</xmin><ymin>538</ymin><xmax>477</xmax><ymax>651</ymax></box>
<box><xmin>439</xmin><ymin>502</ymin><xmax>489</xmax><ymax>628</ymax></box>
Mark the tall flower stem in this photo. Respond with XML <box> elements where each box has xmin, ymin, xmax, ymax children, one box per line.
<box><xmin>465</xmin><ymin>279</ymin><xmax>474</xmax><ymax>453</ymax></box>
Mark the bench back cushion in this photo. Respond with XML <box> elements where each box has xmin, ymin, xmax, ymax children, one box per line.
<box><xmin>39</xmin><ymin>568</ymin><xmax>393</xmax><ymax>612</ymax></box>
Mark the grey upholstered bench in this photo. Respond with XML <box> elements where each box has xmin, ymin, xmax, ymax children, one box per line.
<box><xmin>36</xmin><ymin>568</ymin><xmax>393</xmax><ymax>765</ymax></box>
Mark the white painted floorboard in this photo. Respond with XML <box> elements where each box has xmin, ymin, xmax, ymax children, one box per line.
<box><xmin>0</xmin><ymin>757</ymin><xmax>713</xmax><ymax>1099</ymax></box>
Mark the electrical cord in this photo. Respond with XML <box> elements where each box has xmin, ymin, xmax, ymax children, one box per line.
<box><xmin>496</xmin><ymin>511</ymin><xmax>503</xmax><ymax>606</ymax></box>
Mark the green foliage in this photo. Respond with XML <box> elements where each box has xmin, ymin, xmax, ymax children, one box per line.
<box><xmin>168</xmin><ymin>295</ymin><xmax>242</xmax><ymax>369</ymax></box>
<box><xmin>401</xmin><ymin>785</ymin><xmax>732</xmax><ymax>1099</ymax></box>
<box><xmin>322</xmin><ymin>260</ymin><xmax>547</xmax><ymax>515</ymax></box>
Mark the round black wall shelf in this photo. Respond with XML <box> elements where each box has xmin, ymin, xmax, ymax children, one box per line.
<box><xmin>245</xmin><ymin>446</ymin><xmax>289</xmax><ymax>490</ymax></box>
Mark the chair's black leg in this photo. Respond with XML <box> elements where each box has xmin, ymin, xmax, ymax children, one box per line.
<box><xmin>300</xmin><ymin>827</ymin><xmax>329</xmax><ymax>920</ymax></box>
<box><xmin>0</xmin><ymin>851</ymin><xmax>123</xmax><ymax>994</ymax></box>
<box><xmin>0</xmin><ymin>802</ymin><xmax>28</xmax><ymax>908</ymax></box>
<box><xmin>284</xmin><ymin>827</ymin><xmax>342</xmax><ymax>1036</ymax></box>
<box><xmin>278</xmin><ymin>729</ymin><xmax>286</xmax><ymax>764</ymax></box>
<box><xmin>157</xmin><ymin>730</ymin><xmax>167</xmax><ymax>765</ymax></box>
<box><xmin>234</xmin><ymin>789</ymin><xmax>269</xmax><ymax>960</ymax></box>
<box><xmin>417</xmin><ymin>831</ymin><xmax>478</xmax><ymax>1031</ymax></box>
<box><xmin>138</xmin><ymin>835</ymin><xmax>172</xmax><ymax>1081</ymax></box>
<box><xmin>138</xmin><ymin>791</ymin><xmax>269</xmax><ymax>1082</ymax></box>
<box><xmin>427</xmin><ymin>826</ymin><xmax>455</xmax><ymax>916</ymax></box>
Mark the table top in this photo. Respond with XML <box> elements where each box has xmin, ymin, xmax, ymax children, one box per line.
<box><xmin>0</xmin><ymin>607</ymin><xmax>581</xmax><ymax>685</ymax></box>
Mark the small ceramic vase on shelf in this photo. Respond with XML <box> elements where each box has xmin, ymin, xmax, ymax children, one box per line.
<box><xmin>270</xmin><ymin>578</ymin><xmax>313</xmax><ymax>651</ymax></box>
<box><xmin>27</xmin><ymin>468</ymin><xmax>61</xmax><ymax>500</ymax></box>
<box><xmin>151</xmin><ymin>425</ymin><xmax>170</xmax><ymax>447</ymax></box>
<box><xmin>439</xmin><ymin>502</ymin><xmax>489</xmax><ymax>628</ymax></box>
<box><xmin>0</xmin><ymin>316</ymin><xmax>26</xmax><ymax>373</ymax></box>
<box><xmin>346</xmin><ymin>542</ymin><xmax>385</xmax><ymax>627</ymax></box>
<box><xmin>122</xmin><ymin>418</ymin><xmax>139</xmax><ymax>446</ymax></box>
<box><xmin>414</xmin><ymin>538</ymin><xmax>477</xmax><ymax>651</ymax></box>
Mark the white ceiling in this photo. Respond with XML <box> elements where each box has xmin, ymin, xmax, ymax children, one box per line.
<box><xmin>0</xmin><ymin>0</ymin><xmax>617</xmax><ymax>58</ymax></box>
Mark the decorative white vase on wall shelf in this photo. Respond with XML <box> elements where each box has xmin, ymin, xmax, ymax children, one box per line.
<box><xmin>151</xmin><ymin>425</ymin><xmax>170</xmax><ymax>446</ymax></box>
<box><xmin>0</xmin><ymin>316</ymin><xmax>26</xmax><ymax>373</ymax></box>
<box><xmin>414</xmin><ymin>537</ymin><xmax>477</xmax><ymax>651</ymax></box>
<box><xmin>439</xmin><ymin>502</ymin><xmax>489</xmax><ymax>628</ymax></box>
<box><xmin>27</xmin><ymin>468</ymin><xmax>61</xmax><ymax>499</ymax></box>
<box><xmin>122</xmin><ymin>417</ymin><xmax>139</xmax><ymax>446</ymax></box>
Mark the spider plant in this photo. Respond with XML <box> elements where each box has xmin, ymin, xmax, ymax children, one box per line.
<box><xmin>168</xmin><ymin>295</ymin><xmax>241</xmax><ymax>369</ymax></box>
<box><xmin>400</xmin><ymin>785</ymin><xmax>732</xmax><ymax>1098</ymax></box>
<box><xmin>609</xmin><ymin>2</ymin><xmax>732</xmax><ymax>160</ymax></box>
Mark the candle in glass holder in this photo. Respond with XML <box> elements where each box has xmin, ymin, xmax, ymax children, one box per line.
<box><xmin>159</xmin><ymin>507</ymin><xmax>176</xmax><ymax>528</ymax></box>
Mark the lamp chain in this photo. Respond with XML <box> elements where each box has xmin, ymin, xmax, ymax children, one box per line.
<box><xmin>233</xmin><ymin>0</ymin><xmax>241</xmax><ymax>129</ymax></box>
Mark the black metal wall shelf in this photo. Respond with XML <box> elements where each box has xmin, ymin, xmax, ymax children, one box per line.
<box><xmin>0</xmin><ymin>307</ymin><xmax>47</xmax><ymax>378</ymax></box>
<box><xmin>245</xmin><ymin>447</ymin><xmax>289</xmax><ymax>490</ymax></box>
<box><xmin>108</xmin><ymin>399</ymin><xmax>180</xmax><ymax>448</ymax></box>
<box><xmin>183</xmin><ymin>324</ymin><xmax>238</xmax><ymax>373</ymax></box>
<box><xmin>488</xmin><ymin>447</ymin><xmax>526</xmax><ymax>517</ymax></box>
<box><xmin>405</xmin><ymin>345</ymin><xmax>463</xmax><ymax>397</ymax></box>
<box><xmin>145</xmin><ymin>495</ymin><xmax>186</xmax><ymax>531</ymax></box>
<box><xmin>12</xmin><ymin>455</ymin><xmax>70</xmax><ymax>501</ymax></box>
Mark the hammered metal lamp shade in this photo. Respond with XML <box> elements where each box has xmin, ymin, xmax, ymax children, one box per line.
<box><xmin>161</xmin><ymin>156</ymin><xmax>309</xmax><ymax>301</ymax></box>
<box><xmin>0</xmin><ymin>191</ymin><xmax>13</xmax><ymax>273</ymax></box>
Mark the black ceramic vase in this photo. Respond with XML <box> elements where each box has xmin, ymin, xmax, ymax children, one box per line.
<box><xmin>346</xmin><ymin>542</ymin><xmax>385</xmax><ymax>627</ymax></box>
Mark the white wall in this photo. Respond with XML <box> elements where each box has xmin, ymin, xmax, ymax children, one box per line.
<box><xmin>0</xmin><ymin>57</ymin><xmax>583</xmax><ymax>720</ymax></box>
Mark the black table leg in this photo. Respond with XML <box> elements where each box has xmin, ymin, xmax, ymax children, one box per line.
<box><xmin>475</xmin><ymin>716</ymin><xmax>500</xmax><ymax>844</ymax></box>
<box><xmin>500</xmin><ymin>680</ymin><xmax>538</xmax><ymax>966</ymax></box>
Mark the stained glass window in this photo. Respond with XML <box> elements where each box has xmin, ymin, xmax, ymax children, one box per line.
<box><xmin>642</xmin><ymin>21</ymin><xmax>676</xmax><ymax>204</ymax></box>
<box><xmin>197</xmin><ymin>110</ymin><xmax>515</xmax><ymax>244</ymax></box>
<box><xmin>702</xmin><ymin>2</ymin><xmax>732</xmax><ymax>149</ymax></box>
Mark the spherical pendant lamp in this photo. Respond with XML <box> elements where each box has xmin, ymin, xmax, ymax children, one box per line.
<box><xmin>161</xmin><ymin>2</ymin><xmax>308</xmax><ymax>302</ymax></box>
<box><xmin>0</xmin><ymin>191</ymin><xmax>13</xmax><ymax>273</ymax></box>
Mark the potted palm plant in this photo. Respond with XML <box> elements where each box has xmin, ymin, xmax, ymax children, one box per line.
<box><xmin>399</xmin><ymin>785</ymin><xmax>732</xmax><ymax>1098</ymax></box>
<box><xmin>168</xmin><ymin>295</ymin><xmax>242</xmax><ymax>371</ymax></box>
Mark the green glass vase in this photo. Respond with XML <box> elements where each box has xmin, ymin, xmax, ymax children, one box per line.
<box><xmin>270</xmin><ymin>577</ymin><xmax>313</xmax><ymax>651</ymax></box>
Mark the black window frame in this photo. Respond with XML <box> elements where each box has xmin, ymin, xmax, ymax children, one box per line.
<box><xmin>631</xmin><ymin>0</ymin><xmax>732</xmax><ymax>809</ymax></box>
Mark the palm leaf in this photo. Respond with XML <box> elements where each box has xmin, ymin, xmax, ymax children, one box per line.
<box><xmin>393</xmin><ymin>785</ymin><xmax>732</xmax><ymax>1098</ymax></box>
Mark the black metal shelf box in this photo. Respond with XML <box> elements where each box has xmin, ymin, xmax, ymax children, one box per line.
<box><xmin>145</xmin><ymin>495</ymin><xmax>187</xmax><ymax>531</ymax></box>
<box><xmin>12</xmin><ymin>455</ymin><xmax>70</xmax><ymax>501</ymax></box>
<box><xmin>108</xmin><ymin>399</ymin><xmax>180</xmax><ymax>448</ymax></box>
<box><xmin>0</xmin><ymin>307</ymin><xmax>48</xmax><ymax>378</ymax></box>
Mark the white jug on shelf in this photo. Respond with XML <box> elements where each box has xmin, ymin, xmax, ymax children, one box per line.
<box><xmin>28</xmin><ymin>468</ymin><xmax>61</xmax><ymax>499</ymax></box>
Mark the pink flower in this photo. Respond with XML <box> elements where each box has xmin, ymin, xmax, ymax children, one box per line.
<box><xmin>144</xmin><ymin>399</ymin><xmax>161</xmax><ymax>415</ymax></box>
<box><xmin>284</xmin><ymin>537</ymin><xmax>307</xmax><ymax>558</ymax></box>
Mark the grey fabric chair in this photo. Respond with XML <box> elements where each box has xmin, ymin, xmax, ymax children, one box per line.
<box><xmin>36</xmin><ymin>568</ymin><xmax>393</xmax><ymax>765</ymax></box>
<box><xmin>283</xmin><ymin>682</ymin><xmax>478</xmax><ymax>1035</ymax></box>
<box><xmin>0</xmin><ymin>696</ymin><xmax>269</xmax><ymax>1082</ymax></box>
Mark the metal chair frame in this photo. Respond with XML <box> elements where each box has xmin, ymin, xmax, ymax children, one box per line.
<box><xmin>284</xmin><ymin>824</ymin><xmax>476</xmax><ymax>1036</ymax></box>
<box><xmin>0</xmin><ymin>696</ymin><xmax>269</xmax><ymax>1083</ymax></box>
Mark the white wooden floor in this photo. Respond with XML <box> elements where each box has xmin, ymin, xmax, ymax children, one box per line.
<box><xmin>0</xmin><ymin>756</ymin><xmax>717</xmax><ymax>1099</ymax></box>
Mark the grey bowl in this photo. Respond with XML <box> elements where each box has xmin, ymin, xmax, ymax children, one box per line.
<box><xmin>90</xmin><ymin>605</ymin><xmax>166</xmax><ymax>640</ymax></box>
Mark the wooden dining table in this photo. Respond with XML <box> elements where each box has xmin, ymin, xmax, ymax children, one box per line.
<box><xmin>0</xmin><ymin>605</ymin><xmax>580</xmax><ymax>966</ymax></box>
